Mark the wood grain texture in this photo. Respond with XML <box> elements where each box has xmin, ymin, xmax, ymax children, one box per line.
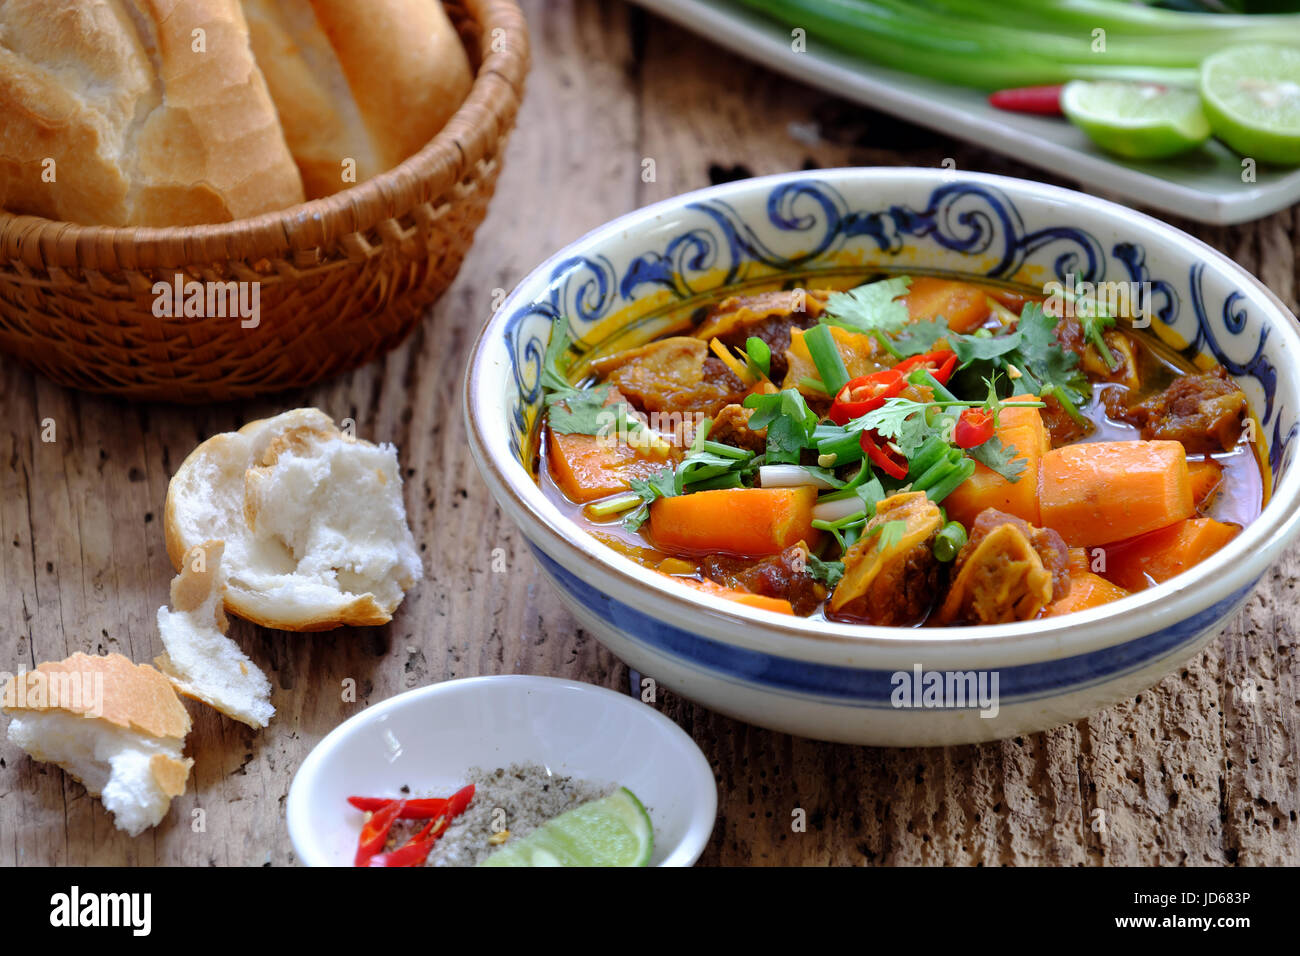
<box><xmin>0</xmin><ymin>0</ymin><xmax>1296</xmax><ymax>866</ymax></box>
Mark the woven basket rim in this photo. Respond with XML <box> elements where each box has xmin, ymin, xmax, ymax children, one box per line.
<box><xmin>0</xmin><ymin>0</ymin><xmax>529</xmax><ymax>273</ymax></box>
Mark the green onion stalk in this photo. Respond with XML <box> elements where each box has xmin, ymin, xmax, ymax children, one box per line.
<box><xmin>736</xmin><ymin>0</ymin><xmax>1300</xmax><ymax>90</ymax></box>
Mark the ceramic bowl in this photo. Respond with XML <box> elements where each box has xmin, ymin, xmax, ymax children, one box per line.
<box><xmin>286</xmin><ymin>675</ymin><xmax>718</xmax><ymax>866</ymax></box>
<box><xmin>465</xmin><ymin>167</ymin><xmax>1300</xmax><ymax>746</ymax></box>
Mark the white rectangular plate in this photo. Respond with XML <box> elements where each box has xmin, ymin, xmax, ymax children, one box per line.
<box><xmin>632</xmin><ymin>0</ymin><xmax>1300</xmax><ymax>225</ymax></box>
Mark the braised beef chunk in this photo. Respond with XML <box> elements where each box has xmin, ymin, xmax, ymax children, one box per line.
<box><xmin>696</xmin><ymin>290</ymin><xmax>826</xmax><ymax>384</ymax></box>
<box><xmin>935</xmin><ymin>508</ymin><xmax>1069</xmax><ymax>625</ymax></box>
<box><xmin>1039</xmin><ymin>393</ymin><xmax>1094</xmax><ymax>446</ymax></box>
<box><xmin>707</xmin><ymin>403</ymin><xmax>767</xmax><ymax>452</ymax></box>
<box><xmin>701</xmin><ymin>545</ymin><xmax>825</xmax><ymax>616</ymax></box>
<box><xmin>592</xmin><ymin>337</ymin><xmax>746</xmax><ymax>418</ymax></box>
<box><xmin>827</xmin><ymin>492</ymin><xmax>945</xmax><ymax>627</ymax></box>
<box><xmin>1119</xmin><ymin>367</ymin><xmax>1246</xmax><ymax>453</ymax></box>
<box><xmin>715</xmin><ymin>313</ymin><xmax>815</xmax><ymax>383</ymax></box>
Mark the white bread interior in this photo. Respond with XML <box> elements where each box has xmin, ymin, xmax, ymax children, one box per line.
<box><xmin>156</xmin><ymin>540</ymin><xmax>275</xmax><ymax>728</ymax></box>
<box><xmin>0</xmin><ymin>0</ymin><xmax>304</xmax><ymax>225</ymax></box>
<box><xmin>242</xmin><ymin>0</ymin><xmax>472</xmax><ymax>198</ymax></box>
<box><xmin>165</xmin><ymin>408</ymin><xmax>423</xmax><ymax>630</ymax></box>
<box><xmin>3</xmin><ymin>653</ymin><xmax>192</xmax><ymax>836</ymax></box>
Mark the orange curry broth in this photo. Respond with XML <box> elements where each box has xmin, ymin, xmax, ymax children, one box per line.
<box><xmin>532</xmin><ymin>276</ymin><xmax>1267</xmax><ymax>623</ymax></box>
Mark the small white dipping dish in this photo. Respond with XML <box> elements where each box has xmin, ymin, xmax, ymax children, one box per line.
<box><xmin>286</xmin><ymin>675</ymin><xmax>717</xmax><ymax>866</ymax></box>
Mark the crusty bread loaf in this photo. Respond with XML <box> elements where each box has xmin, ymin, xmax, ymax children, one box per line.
<box><xmin>165</xmin><ymin>408</ymin><xmax>423</xmax><ymax>630</ymax></box>
<box><xmin>0</xmin><ymin>0</ymin><xmax>305</xmax><ymax>225</ymax></box>
<box><xmin>242</xmin><ymin>0</ymin><xmax>472</xmax><ymax>198</ymax></box>
<box><xmin>2</xmin><ymin>653</ymin><xmax>192</xmax><ymax>836</ymax></box>
<box><xmin>156</xmin><ymin>540</ymin><xmax>276</xmax><ymax>728</ymax></box>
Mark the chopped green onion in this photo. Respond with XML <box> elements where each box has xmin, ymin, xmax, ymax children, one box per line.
<box><xmin>812</xmin><ymin>508</ymin><xmax>868</xmax><ymax>530</ymax></box>
<box><xmin>907</xmin><ymin>367</ymin><xmax>958</xmax><ymax>404</ymax></box>
<box><xmin>912</xmin><ymin>447</ymin><xmax>965</xmax><ymax>494</ymax></box>
<box><xmin>586</xmin><ymin>493</ymin><xmax>642</xmax><ymax>517</ymax></box>
<box><xmin>816</xmin><ymin>462</ymin><xmax>874</xmax><ymax>503</ymax></box>
<box><xmin>803</xmin><ymin>323</ymin><xmax>850</xmax><ymax>397</ymax></box>
<box><xmin>906</xmin><ymin>435</ymin><xmax>950</xmax><ymax>482</ymax></box>
<box><xmin>871</xmin><ymin>329</ymin><xmax>903</xmax><ymax>360</ymax></box>
<box><xmin>700</xmin><ymin>440</ymin><xmax>754</xmax><ymax>460</ymax></box>
<box><xmin>1043</xmin><ymin>383</ymin><xmax>1089</xmax><ymax>428</ymax></box>
<box><xmin>760</xmin><ymin>464</ymin><xmax>842</xmax><ymax>491</ymax></box>
<box><xmin>933</xmin><ymin>521</ymin><xmax>968</xmax><ymax>562</ymax></box>
<box><xmin>816</xmin><ymin>429</ymin><xmax>865</xmax><ymax>467</ymax></box>
<box><xmin>924</xmin><ymin>457</ymin><xmax>977</xmax><ymax>503</ymax></box>
<box><xmin>746</xmin><ymin>336</ymin><xmax>772</xmax><ymax>379</ymax></box>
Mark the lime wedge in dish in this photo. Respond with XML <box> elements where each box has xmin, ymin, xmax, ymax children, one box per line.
<box><xmin>1200</xmin><ymin>45</ymin><xmax>1300</xmax><ymax>166</ymax></box>
<box><xmin>479</xmin><ymin>787</ymin><xmax>653</xmax><ymax>867</ymax></box>
<box><xmin>1061</xmin><ymin>80</ymin><xmax>1211</xmax><ymax>160</ymax></box>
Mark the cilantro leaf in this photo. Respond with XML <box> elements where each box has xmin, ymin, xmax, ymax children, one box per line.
<box><xmin>547</xmin><ymin>384</ymin><xmax>615</xmax><ymax>436</ymax></box>
<box><xmin>852</xmin><ymin>398</ymin><xmax>938</xmax><ymax>459</ymax></box>
<box><xmin>622</xmin><ymin>464</ymin><xmax>677</xmax><ymax>531</ymax></box>
<box><xmin>821</xmin><ymin>277</ymin><xmax>912</xmax><ymax>334</ymax></box>
<box><xmin>968</xmin><ymin>435</ymin><xmax>1026</xmax><ymax>482</ymax></box>
<box><xmin>743</xmin><ymin>388</ymin><xmax>818</xmax><ymax>465</ymax></box>
<box><xmin>542</xmin><ymin>314</ymin><xmax>580</xmax><ymax>394</ymax></box>
<box><xmin>1011</xmin><ymin>303</ymin><xmax>1088</xmax><ymax>403</ymax></box>
<box><xmin>892</xmin><ymin>318</ymin><xmax>951</xmax><ymax>357</ymax></box>
<box><xmin>805</xmin><ymin>554</ymin><xmax>844</xmax><ymax>588</ymax></box>
<box><xmin>949</xmin><ymin>330</ymin><xmax>1022</xmax><ymax>366</ymax></box>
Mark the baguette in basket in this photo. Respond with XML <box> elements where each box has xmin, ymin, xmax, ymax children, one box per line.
<box><xmin>0</xmin><ymin>0</ymin><xmax>474</xmax><ymax>225</ymax></box>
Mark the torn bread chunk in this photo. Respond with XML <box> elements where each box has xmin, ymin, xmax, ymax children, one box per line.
<box><xmin>2</xmin><ymin>653</ymin><xmax>192</xmax><ymax>836</ymax></box>
<box><xmin>156</xmin><ymin>540</ymin><xmax>275</xmax><ymax>729</ymax></box>
<box><xmin>164</xmin><ymin>408</ymin><xmax>422</xmax><ymax>631</ymax></box>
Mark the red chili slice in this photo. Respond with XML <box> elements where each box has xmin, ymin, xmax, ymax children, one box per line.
<box><xmin>860</xmin><ymin>430</ymin><xmax>908</xmax><ymax>480</ymax></box>
<box><xmin>954</xmin><ymin>408</ymin><xmax>996</xmax><ymax>449</ymax></box>
<box><xmin>354</xmin><ymin>798</ymin><xmax>406</xmax><ymax>866</ymax></box>
<box><xmin>444</xmin><ymin>783</ymin><xmax>476</xmax><ymax>817</ymax></box>
<box><xmin>347</xmin><ymin>796</ymin><xmax>450</xmax><ymax>819</ymax></box>
<box><xmin>368</xmin><ymin>816</ymin><xmax>449</xmax><ymax>867</ymax></box>
<box><xmin>828</xmin><ymin>369</ymin><xmax>906</xmax><ymax>425</ymax></box>
<box><xmin>894</xmin><ymin>350</ymin><xmax>958</xmax><ymax>386</ymax></box>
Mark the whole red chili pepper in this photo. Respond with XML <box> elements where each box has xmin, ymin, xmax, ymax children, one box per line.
<box><xmin>894</xmin><ymin>350</ymin><xmax>959</xmax><ymax>386</ymax></box>
<box><xmin>988</xmin><ymin>85</ymin><xmax>1063</xmax><ymax>116</ymax></box>
<box><xmin>860</xmin><ymin>430</ymin><xmax>908</xmax><ymax>480</ymax></box>
<box><xmin>354</xmin><ymin>798</ymin><xmax>406</xmax><ymax>866</ymax></box>
<box><xmin>347</xmin><ymin>796</ymin><xmax>450</xmax><ymax>819</ymax></box>
<box><xmin>828</xmin><ymin>369</ymin><xmax>906</xmax><ymax>425</ymax></box>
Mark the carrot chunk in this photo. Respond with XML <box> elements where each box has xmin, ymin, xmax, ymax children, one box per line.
<box><xmin>648</xmin><ymin>487</ymin><xmax>818</xmax><ymax>556</ymax></box>
<box><xmin>1187</xmin><ymin>458</ymin><xmax>1225</xmax><ymax>508</ymax></box>
<box><xmin>1038</xmin><ymin>440</ymin><xmax>1193</xmax><ymax>546</ymax></box>
<box><xmin>1043</xmin><ymin>571</ymin><xmax>1129</xmax><ymax>617</ymax></box>
<box><xmin>668</xmin><ymin>576</ymin><xmax>795</xmax><ymax>615</ymax></box>
<box><xmin>547</xmin><ymin>430</ymin><xmax>673</xmax><ymax>504</ymax></box>
<box><xmin>1101</xmin><ymin>518</ymin><xmax>1240</xmax><ymax>592</ymax></box>
<box><xmin>904</xmin><ymin>277</ymin><xmax>991</xmax><ymax>333</ymax></box>
<box><xmin>944</xmin><ymin>397</ymin><xmax>1050</xmax><ymax>528</ymax></box>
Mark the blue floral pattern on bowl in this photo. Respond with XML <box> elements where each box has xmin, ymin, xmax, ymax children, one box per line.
<box><xmin>502</xmin><ymin>177</ymin><xmax>1296</xmax><ymax>478</ymax></box>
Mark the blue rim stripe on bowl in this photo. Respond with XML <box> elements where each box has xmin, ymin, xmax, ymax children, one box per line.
<box><xmin>532</xmin><ymin>544</ymin><xmax>1253</xmax><ymax>710</ymax></box>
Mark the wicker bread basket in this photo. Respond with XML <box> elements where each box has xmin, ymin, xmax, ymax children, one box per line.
<box><xmin>0</xmin><ymin>0</ymin><xmax>528</xmax><ymax>402</ymax></box>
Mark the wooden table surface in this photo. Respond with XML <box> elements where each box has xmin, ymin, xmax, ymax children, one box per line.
<box><xmin>2</xmin><ymin>0</ymin><xmax>1297</xmax><ymax>867</ymax></box>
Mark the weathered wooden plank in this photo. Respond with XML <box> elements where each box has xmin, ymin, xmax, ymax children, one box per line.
<box><xmin>0</xmin><ymin>0</ymin><xmax>1296</xmax><ymax>867</ymax></box>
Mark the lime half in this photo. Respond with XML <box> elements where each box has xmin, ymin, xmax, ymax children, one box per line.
<box><xmin>1062</xmin><ymin>80</ymin><xmax>1211</xmax><ymax>160</ymax></box>
<box><xmin>1200</xmin><ymin>45</ymin><xmax>1300</xmax><ymax>166</ymax></box>
<box><xmin>479</xmin><ymin>788</ymin><xmax>653</xmax><ymax>867</ymax></box>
